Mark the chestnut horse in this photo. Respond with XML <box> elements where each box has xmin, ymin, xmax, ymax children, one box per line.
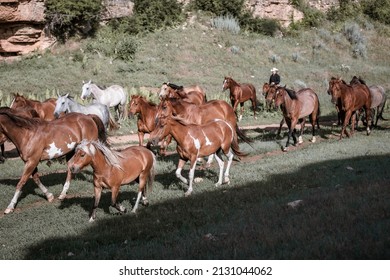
<box><xmin>274</xmin><ymin>86</ymin><xmax>320</xmax><ymax>151</ymax></box>
<box><xmin>222</xmin><ymin>76</ymin><xmax>257</xmax><ymax>121</ymax></box>
<box><xmin>68</xmin><ymin>140</ymin><xmax>156</xmax><ymax>221</ymax></box>
<box><xmin>128</xmin><ymin>95</ymin><xmax>171</xmax><ymax>154</ymax></box>
<box><xmin>349</xmin><ymin>76</ymin><xmax>387</xmax><ymax>127</ymax></box>
<box><xmin>0</xmin><ymin>106</ymin><xmax>40</xmax><ymax>163</ymax></box>
<box><xmin>328</xmin><ymin>77</ymin><xmax>371</xmax><ymax>139</ymax></box>
<box><xmin>158</xmin><ymin>82</ymin><xmax>206</xmax><ymax>105</ymax></box>
<box><xmin>10</xmin><ymin>93</ymin><xmax>57</xmax><ymax>121</ymax></box>
<box><xmin>149</xmin><ymin>115</ymin><xmax>247</xmax><ymax>196</ymax></box>
<box><xmin>0</xmin><ymin>111</ymin><xmax>106</xmax><ymax>214</ymax></box>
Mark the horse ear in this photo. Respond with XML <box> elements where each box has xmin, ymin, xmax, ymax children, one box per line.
<box><xmin>65</xmin><ymin>93</ymin><xmax>69</xmax><ymax>98</ymax></box>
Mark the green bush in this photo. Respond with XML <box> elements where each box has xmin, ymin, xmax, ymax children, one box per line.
<box><xmin>361</xmin><ymin>0</ymin><xmax>390</xmax><ymax>25</ymax></box>
<box><xmin>326</xmin><ymin>0</ymin><xmax>362</xmax><ymax>22</ymax></box>
<box><xmin>211</xmin><ymin>15</ymin><xmax>241</xmax><ymax>34</ymax></box>
<box><xmin>242</xmin><ymin>16</ymin><xmax>281</xmax><ymax>36</ymax></box>
<box><xmin>189</xmin><ymin>0</ymin><xmax>245</xmax><ymax>18</ymax></box>
<box><xmin>45</xmin><ymin>0</ymin><xmax>103</xmax><ymax>42</ymax></box>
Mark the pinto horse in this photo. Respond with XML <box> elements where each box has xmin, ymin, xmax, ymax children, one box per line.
<box><xmin>10</xmin><ymin>93</ymin><xmax>57</xmax><ymax>121</ymax></box>
<box><xmin>149</xmin><ymin>115</ymin><xmax>247</xmax><ymax>196</ymax></box>
<box><xmin>68</xmin><ymin>140</ymin><xmax>156</xmax><ymax>221</ymax></box>
<box><xmin>274</xmin><ymin>86</ymin><xmax>320</xmax><ymax>151</ymax></box>
<box><xmin>349</xmin><ymin>76</ymin><xmax>387</xmax><ymax>127</ymax></box>
<box><xmin>0</xmin><ymin>111</ymin><xmax>106</xmax><ymax>214</ymax></box>
<box><xmin>158</xmin><ymin>82</ymin><xmax>206</xmax><ymax>105</ymax></box>
<box><xmin>128</xmin><ymin>95</ymin><xmax>171</xmax><ymax>154</ymax></box>
<box><xmin>328</xmin><ymin>77</ymin><xmax>371</xmax><ymax>139</ymax></box>
<box><xmin>222</xmin><ymin>76</ymin><xmax>257</xmax><ymax>121</ymax></box>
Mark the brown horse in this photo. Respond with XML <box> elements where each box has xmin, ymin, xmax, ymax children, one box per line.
<box><xmin>222</xmin><ymin>76</ymin><xmax>257</xmax><ymax>121</ymax></box>
<box><xmin>10</xmin><ymin>93</ymin><xmax>57</xmax><ymax>121</ymax></box>
<box><xmin>158</xmin><ymin>82</ymin><xmax>206</xmax><ymax>105</ymax></box>
<box><xmin>128</xmin><ymin>95</ymin><xmax>171</xmax><ymax>154</ymax></box>
<box><xmin>0</xmin><ymin>111</ymin><xmax>106</xmax><ymax>214</ymax></box>
<box><xmin>328</xmin><ymin>77</ymin><xmax>371</xmax><ymax>139</ymax></box>
<box><xmin>68</xmin><ymin>140</ymin><xmax>156</xmax><ymax>221</ymax></box>
<box><xmin>274</xmin><ymin>86</ymin><xmax>320</xmax><ymax>151</ymax></box>
<box><xmin>0</xmin><ymin>106</ymin><xmax>40</xmax><ymax>163</ymax></box>
<box><xmin>262</xmin><ymin>82</ymin><xmax>278</xmax><ymax>111</ymax></box>
<box><xmin>349</xmin><ymin>76</ymin><xmax>387</xmax><ymax>127</ymax></box>
<box><xmin>149</xmin><ymin>115</ymin><xmax>247</xmax><ymax>196</ymax></box>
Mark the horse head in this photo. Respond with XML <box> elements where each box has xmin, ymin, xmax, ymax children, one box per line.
<box><xmin>81</xmin><ymin>80</ymin><xmax>92</xmax><ymax>100</ymax></box>
<box><xmin>222</xmin><ymin>77</ymin><xmax>232</xmax><ymax>91</ymax></box>
<box><xmin>54</xmin><ymin>93</ymin><xmax>71</xmax><ymax>118</ymax></box>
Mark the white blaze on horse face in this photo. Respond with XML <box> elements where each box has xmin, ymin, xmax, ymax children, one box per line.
<box><xmin>46</xmin><ymin>142</ymin><xmax>63</xmax><ymax>159</ymax></box>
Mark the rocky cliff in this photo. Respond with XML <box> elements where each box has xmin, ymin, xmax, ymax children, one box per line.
<box><xmin>0</xmin><ymin>0</ymin><xmax>338</xmax><ymax>58</ymax></box>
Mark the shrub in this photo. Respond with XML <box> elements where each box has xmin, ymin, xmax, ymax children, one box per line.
<box><xmin>189</xmin><ymin>0</ymin><xmax>245</xmax><ymax>18</ymax></box>
<box><xmin>211</xmin><ymin>15</ymin><xmax>240</xmax><ymax>34</ymax></box>
<box><xmin>45</xmin><ymin>0</ymin><xmax>103</xmax><ymax>42</ymax></box>
<box><xmin>326</xmin><ymin>0</ymin><xmax>362</xmax><ymax>22</ymax></box>
<box><xmin>343</xmin><ymin>22</ymin><xmax>367</xmax><ymax>58</ymax></box>
<box><xmin>361</xmin><ymin>0</ymin><xmax>390</xmax><ymax>25</ymax></box>
<box><xmin>242</xmin><ymin>16</ymin><xmax>281</xmax><ymax>36</ymax></box>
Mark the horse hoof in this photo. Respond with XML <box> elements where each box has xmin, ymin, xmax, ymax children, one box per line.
<box><xmin>298</xmin><ymin>136</ymin><xmax>303</xmax><ymax>144</ymax></box>
<box><xmin>223</xmin><ymin>177</ymin><xmax>230</xmax><ymax>185</ymax></box>
<box><xmin>184</xmin><ymin>191</ymin><xmax>192</xmax><ymax>197</ymax></box>
<box><xmin>46</xmin><ymin>193</ymin><xmax>54</xmax><ymax>202</ymax></box>
<box><xmin>4</xmin><ymin>208</ymin><xmax>14</xmax><ymax>214</ymax></box>
<box><xmin>282</xmin><ymin>147</ymin><xmax>288</xmax><ymax>152</ymax></box>
<box><xmin>58</xmin><ymin>194</ymin><xmax>66</xmax><ymax>200</ymax></box>
<box><xmin>310</xmin><ymin>137</ymin><xmax>316</xmax><ymax>143</ymax></box>
<box><xmin>88</xmin><ymin>217</ymin><xmax>96</xmax><ymax>223</ymax></box>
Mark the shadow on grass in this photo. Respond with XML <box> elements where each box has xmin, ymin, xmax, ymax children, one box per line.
<box><xmin>23</xmin><ymin>154</ymin><xmax>390</xmax><ymax>260</ymax></box>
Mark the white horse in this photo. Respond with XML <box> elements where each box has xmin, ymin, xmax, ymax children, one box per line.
<box><xmin>81</xmin><ymin>80</ymin><xmax>128</xmax><ymax>121</ymax></box>
<box><xmin>54</xmin><ymin>93</ymin><xmax>114</xmax><ymax>130</ymax></box>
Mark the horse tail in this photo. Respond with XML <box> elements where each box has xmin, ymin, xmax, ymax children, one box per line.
<box><xmin>316</xmin><ymin>99</ymin><xmax>321</xmax><ymax>129</ymax></box>
<box><xmin>379</xmin><ymin>93</ymin><xmax>388</xmax><ymax>121</ymax></box>
<box><xmin>108</xmin><ymin>114</ymin><xmax>120</xmax><ymax>131</ymax></box>
<box><xmin>90</xmin><ymin>114</ymin><xmax>108</xmax><ymax>145</ymax></box>
<box><xmin>236</xmin><ymin>124</ymin><xmax>253</xmax><ymax>145</ymax></box>
<box><xmin>146</xmin><ymin>151</ymin><xmax>156</xmax><ymax>194</ymax></box>
<box><xmin>230</xmin><ymin>135</ymin><xmax>248</xmax><ymax>160</ymax></box>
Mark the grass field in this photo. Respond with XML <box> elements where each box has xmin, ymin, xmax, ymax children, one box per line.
<box><xmin>0</xmin><ymin>12</ymin><xmax>390</xmax><ymax>260</ymax></box>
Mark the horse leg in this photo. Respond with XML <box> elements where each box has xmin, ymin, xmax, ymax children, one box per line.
<box><xmin>283</xmin><ymin>119</ymin><xmax>292</xmax><ymax>151</ymax></box>
<box><xmin>223</xmin><ymin>149</ymin><xmax>234</xmax><ymax>185</ymax></box>
<box><xmin>298</xmin><ymin>118</ymin><xmax>306</xmax><ymax>144</ymax></box>
<box><xmin>214</xmin><ymin>153</ymin><xmax>225</xmax><ymax>186</ymax></box>
<box><xmin>175</xmin><ymin>159</ymin><xmax>188</xmax><ymax>185</ymax></box>
<box><xmin>364</xmin><ymin>106</ymin><xmax>372</xmax><ymax>135</ymax></box>
<box><xmin>184</xmin><ymin>159</ymin><xmax>197</xmax><ymax>197</ymax></box>
<box><xmin>138</xmin><ymin>132</ymin><xmax>145</xmax><ymax>147</ymax></box>
<box><xmin>0</xmin><ymin>143</ymin><xmax>5</xmax><ymax>163</ymax></box>
<box><xmin>309</xmin><ymin>115</ymin><xmax>317</xmax><ymax>143</ymax></box>
<box><xmin>111</xmin><ymin>186</ymin><xmax>126</xmax><ymax>214</ymax></box>
<box><xmin>89</xmin><ymin>185</ymin><xmax>102</xmax><ymax>222</ymax></box>
<box><xmin>31</xmin><ymin>167</ymin><xmax>54</xmax><ymax>202</ymax></box>
<box><xmin>205</xmin><ymin>154</ymin><xmax>214</xmax><ymax>168</ymax></box>
<box><xmin>132</xmin><ymin>174</ymin><xmax>149</xmax><ymax>213</ymax></box>
<box><xmin>340</xmin><ymin>111</ymin><xmax>353</xmax><ymax>139</ymax></box>
<box><xmin>5</xmin><ymin>161</ymin><xmax>41</xmax><ymax>214</ymax></box>
<box><xmin>277</xmin><ymin>117</ymin><xmax>285</xmax><ymax>136</ymax></box>
<box><xmin>59</xmin><ymin>152</ymin><xmax>76</xmax><ymax>200</ymax></box>
<box><xmin>239</xmin><ymin>102</ymin><xmax>245</xmax><ymax>121</ymax></box>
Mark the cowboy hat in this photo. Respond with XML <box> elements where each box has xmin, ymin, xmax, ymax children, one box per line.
<box><xmin>270</xmin><ymin>67</ymin><xmax>278</xmax><ymax>72</ymax></box>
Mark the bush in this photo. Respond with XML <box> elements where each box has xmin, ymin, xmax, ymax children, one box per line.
<box><xmin>242</xmin><ymin>16</ymin><xmax>281</xmax><ymax>36</ymax></box>
<box><xmin>211</xmin><ymin>15</ymin><xmax>241</xmax><ymax>34</ymax></box>
<box><xmin>189</xmin><ymin>0</ymin><xmax>245</xmax><ymax>18</ymax></box>
<box><xmin>361</xmin><ymin>0</ymin><xmax>390</xmax><ymax>25</ymax></box>
<box><xmin>326</xmin><ymin>0</ymin><xmax>362</xmax><ymax>22</ymax></box>
<box><xmin>45</xmin><ymin>0</ymin><xmax>103</xmax><ymax>42</ymax></box>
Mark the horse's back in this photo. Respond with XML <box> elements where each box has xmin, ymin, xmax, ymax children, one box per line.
<box><xmin>296</xmin><ymin>88</ymin><xmax>319</xmax><ymax>118</ymax></box>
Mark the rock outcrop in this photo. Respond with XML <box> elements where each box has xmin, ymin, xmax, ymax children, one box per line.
<box><xmin>0</xmin><ymin>0</ymin><xmax>338</xmax><ymax>58</ymax></box>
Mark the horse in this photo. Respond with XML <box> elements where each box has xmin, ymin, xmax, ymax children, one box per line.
<box><xmin>158</xmin><ymin>82</ymin><xmax>206</xmax><ymax>105</ymax></box>
<box><xmin>54</xmin><ymin>93</ymin><xmax>118</xmax><ymax>131</ymax></box>
<box><xmin>274</xmin><ymin>86</ymin><xmax>320</xmax><ymax>151</ymax></box>
<box><xmin>81</xmin><ymin>80</ymin><xmax>128</xmax><ymax>121</ymax></box>
<box><xmin>68</xmin><ymin>140</ymin><xmax>156</xmax><ymax>221</ymax></box>
<box><xmin>327</xmin><ymin>77</ymin><xmax>371</xmax><ymax>139</ymax></box>
<box><xmin>148</xmin><ymin>115</ymin><xmax>247</xmax><ymax>197</ymax></box>
<box><xmin>10</xmin><ymin>93</ymin><xmax>57</xmax><ymax>121</ymax></box>
<box><xmin>222</xmin><ymin>76</ymin><xmax>257</xmax><ymax>121</ymax></box>
<box><xmin>0</xmin><ymin>111</ymin><xmax>107</xmax><ymax>214</ymax></box>
<box><xmin>158</xmin><ymin>97</ymin><xmax>252</xmax><ymax>148</ymax></box>
<box><xmin>349</xmin><ymin>76</ymin><xmax>387</xmax><ymax>127</ymax></box>
<box><xmin>0</xmin><ymin>106</ymin><xmax>40</xmax><ymax>163</ymax></box>
<box><xmin>128</xmin><ymin>95</ymin><xmax>171</xmax><ymax>155</ymax></box>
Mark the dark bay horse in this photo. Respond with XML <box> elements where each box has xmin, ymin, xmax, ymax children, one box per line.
<box><xmin>68</xmin><ymin>140</ymin><xmax>156</xmax><ymax>221</ymax></box>
<box><xmin>0</xmin><ymin>107</ymin><xmax>40</xmax><ymax>163</ymax></box>
<box><xmin>128</xmin><ymin>95</ymin><xmax>171</xmax><ymax>154</ymax></box>
<box><xmin>274</xmin><ymin>86</ymin><xmax>320</xmax><ymax>151</ymax></box>
<box><xmin>328</xmin><ymin>77</ymin><xmax>371</xmax><ymax>139</ymax></box>
<box><xmin>0</xmin><ymin>111</ymin><xmax>106</xmax><ymax>214</ymax></box>
<box><xmin>10</xmin><ymin>93</ymin><xmax>57</xmax><ymax>121</ymax></box>
<box><xmin>222</xmin><ymin>76</ymin><xmax>257</xmax><ymax>121</ymax></box>
<box><xmin>149</xmin><ymin>115</ymin><xmax>247</xmax><ymax>196</ymax></box>
<box><xmin>349</xmin><ymin>76</ymin><xmax>387</xmax><ymax>127</ymax></box>
<box><xmin>158</xmin><ymin>82</ymin><xmax>206</xmax><ymax>105</ymax></box>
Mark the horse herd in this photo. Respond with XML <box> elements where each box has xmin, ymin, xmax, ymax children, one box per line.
<box><xmin>0</xmin><ymin>76</ymin><xmax>387</xmax><ymax>221</ymax></box>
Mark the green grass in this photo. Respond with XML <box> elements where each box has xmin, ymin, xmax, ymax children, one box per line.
<box><xmin>0</xmin><ymin>13</ymin><xmax>390</xmax><ymax>260</ymax></box>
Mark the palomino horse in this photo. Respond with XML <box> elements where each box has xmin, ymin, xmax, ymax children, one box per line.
<box><xmin>54</xmin><ymin>93</ymin><xmax>118</xmax><ymax>131</ymax></box>
<box><xmin>149</xmin><ymin>115</ymin><xmax>247</xmax><ymax>196</ymax></box>
<box><xmin>0</xmin><ymin>107</ymin><xmax>39</xmax><ymax>163</ymax></box>
<box><xmin>158</xmin><ymin>82</ymin><xmax>206</xmax><ymax>105</ymax></box>
<box><xmin>68</xmin><ymin>140</ymin><xmax>156</xmax><ymax>221</ymax></box>
<box><xmin>81</xmin><ymin>80</ymin><xmax>128</xmax><ymax>121</ymax></box>
<box><xmin>222</xmin><ymin>76</ymin><xmax>257</xmax><ymax>121</ymax></box>
<box><xmin>128</xmin><ymin>95</ymin><xmax>171</xmax><ymax>154</ymax></box>
<box><xmin>10</xmin><ymin>93</ymin><xmax>57</xmax><ymax>121</ymax></box>
<box><xmin>0</xmin><ymin>111</ymin><xmax>106</xmax><ymax>214</ymax></box>
<box><xmin>328</xmin><ymin>77</ymin><xmax>371</xmax><ymax>139</ymax></box>
<box><xmin>349</xmin><ymin>76</ymin><xmax>387</xmax><ymax>127</ymax></box>
<box><xmin>274</xmin><ymin>86</ymin><xmax>320</xmax><ymax>151</ymax></box>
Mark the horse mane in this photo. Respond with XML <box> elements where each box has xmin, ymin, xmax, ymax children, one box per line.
<box><xmin>166</xmin><ymin>82</ymin><xmax>184</xmax><ymax>91</ymax></box>
<box><xmin>79</xmin><ymin>140</ymin><xmax>124</xmax><ymax>170</ymax></box>
<box><xmin>351</xmin><ymin>75</ymin><xmax>366</xmax><ymax>85</ymax></box>
<box><xmin>171</xmin><ymin>115</ymin><xmax>197</xmax><ymax>126</ymax></box>
<box><xmin>285</xmin><ymin>87</ymin><xmax>298</xmax><ymax>100</ymax></box>
<box><xmin>0</xmin><ymin>111</ymin><xmax>42</xmax><ymax>129</ymax></box>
